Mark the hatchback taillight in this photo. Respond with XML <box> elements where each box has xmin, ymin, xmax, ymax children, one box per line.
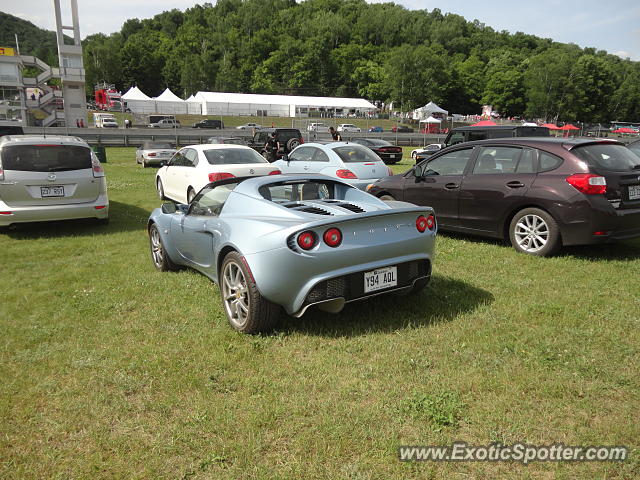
<box><xmin>297</xmin><ymin>231</ymin><xmax>317</xmax><ymax>250</ymax></box>
<box><xmin>336</xmin><ymin>169</ymin><xmax>357</xmax><ymax>179</ymax></box>
<box><xmin>208</xmin><ymin>172</ymin><xmax>235</xmax><ymax>183</ymax></box>
<box><xmin>323</xmin><ymin>228</ymin><xmax>342</xmax><ymax>247</ymax></box>
<box><xmin>91</xmin><ymin>156</ymin><xmax>104</xmax><ymax>178</ymax></box>
<box><xmin>565</xmin><ymin>173</ymin><xmax>607</xmax><ymax>195</ymax></box>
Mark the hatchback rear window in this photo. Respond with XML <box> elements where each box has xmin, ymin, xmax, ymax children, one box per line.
<box><xmin>572</xmin><ymin>144</ymin><xmax>640</xmax><ymax>171</ymax></box>
<box><xmin>332</xmin><ymin>145</ymin><xmax>382</xmax><ymax>163</ymax></box>
<box><xmin>1</xmin><ymin>144</ymin><xmax>92</xmax><ymax>172</ymax></box>
<box><xmin>203</xmin><ymin>148</ymin><xmax>267</xmax><ymax>165</ymax></box>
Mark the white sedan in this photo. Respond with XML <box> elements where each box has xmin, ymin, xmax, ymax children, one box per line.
<box><xmin>156</xmin><ymin>144</ymin><xmax>281</xmax><ymax>204</ymax></box>
<box><xmin>272</xmin><ymin>142</ymin><xmax>392</xmax><ymax>191</ymax></box>
<box><xmin>236</xmin><ymin>123</ymin><xmax>262</xmax><ymax>130</ymax></box>
<box><xmin>337</xmin><ymin>124</ymin><xmax>361</xmax><ymax>133</ymax></box>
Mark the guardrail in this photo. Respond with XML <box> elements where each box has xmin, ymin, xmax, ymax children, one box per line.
<box><xmin>22</xmin><ymin>126</ymin><xmax>446</xmax><ymax>147</ymax></box>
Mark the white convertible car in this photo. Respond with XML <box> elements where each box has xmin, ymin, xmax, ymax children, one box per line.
<box><xmin>156</xmin><ymin>144</ymin><xmax>281</xmax><ymax>204</ymax></box>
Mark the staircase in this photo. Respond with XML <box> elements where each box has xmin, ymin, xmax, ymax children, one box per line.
<box><xmin>20</xmin><ymin>56</ymin><xmax>64</xmax><ymax>127</ymax></box>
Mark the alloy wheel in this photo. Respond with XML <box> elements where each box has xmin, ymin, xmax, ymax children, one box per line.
<box><xmin>514</xmin><ymin>214</ymin><xmax>549</xmax><ymax>253</ymax></box>
<box><xmin>222</xmin><ymin>261</ymin><xmax>250</xmax><ymax>329</ymax></box>
<box><xmin>150</xmin><ymin>227</ymin><xmax>164</xmax><ymax>267</ymax></box>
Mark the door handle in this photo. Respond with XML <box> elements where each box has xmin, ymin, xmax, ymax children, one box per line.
<box><xmin>444</xmin><ymin>183</ymin><xmax>459</xmax><ymax>190</ymax></box>
<box><xmin>506</xmin><ymin>181</ymin><xmax>525</xmax><ymax>188</ymax></box>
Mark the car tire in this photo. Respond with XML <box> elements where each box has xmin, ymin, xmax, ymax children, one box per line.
<box><xmin>379</xmin><ymin>194</ymin><xmax>396</xmax><ymax>201</ymax></box>
<box><xmin>411</xmin><ymin>152</ymin><xmax>417</xmax><ymax>160</ymax></box>
<box><xmin>156</xmin><ymin>178</ymin><xmax>166</xmax><ymax>200</ymax></box>
<box><xmin>142</xmin><ymin>159</ymin><xmax>148</xmax><ymax>168</ymax></box>
<box><xmin>286</xmin><ymin>138</ymin><xmax>300</xmax><ymax>151</ymax></box>
<box><xmin>220</xmin><ymin>251</ymin><xmax>279</xmax><ymax>334</ymax></box>
<box><xmin>149</xmin><ymin>223</ymin><xmax>179</xmax><ymax>271</ymax></box>
<box><xmin>509</xmin><ymin>208</ymin><xmax>560</xmax><ymax>257</ymax></box>
<box><xmin>187</xmin><ymin>188</ymin><xmax>196</xmax><ymax>204</ymax></box>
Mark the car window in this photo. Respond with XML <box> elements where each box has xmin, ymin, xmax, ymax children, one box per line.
<box><xmin>332</xmin><ymin>145</ymin><xmax>381</xmax><ymax>163</ymax></box>
<box><xmin>572</xmin><ymin>144</ymin><xmax>640</xmax><ymax>171</ymax></box>
<box><xmin>473</xmin><ymin>147</ymin><xmax>522</xmax><ymax>174</ymax></box>
<box><xmin>628</xmin><ymin>142</ymin><xmax>640</xmax><ymax>159</ymax></box>
<box><xmin>169</xmin><ymin>151</ymin><xmax>185</xmax><ymax>166</ymax></box>
<box><xmin>0</xmin><ymin>144</ymin><xmax>91</xmax><ymax>172</ymax></box>
<box><xmin>288</xmin><ymin>146</ymin><xmax>315</xmax><ymax>162</ymax></box>
<box><xmin>259</xmin><ymin>180</ymin><xmax>334</xmax><ymax>202</ymax></box>
<box><xmin>312</xmin><ymin>149</ymin><xmax>330</xmax><ymax>162</ymax></box>
<box><xmin>203</xmin><ymin>148</ymin><xmax>267</xmax><ymax>165</ymax></box>
<box><xmin>183</xmin><ymin>149</ymin><xmax>198</xmax><ymax>167</ymax></box>
<box><xmin>143</xmin><ymin>142</ymin><xmax>173</xmax><ymax>149</ymax></box>
<box><xmin>537</xmin><ymin>151</ymin><xmax>563</xmax><ymax>172</ymax></box>
<box><xmin>256</xmin><ymin>132</ymin><xmax>268</xmax><ymax>144</ymax></box>
<box><xmin>515</xmin><ymin>149</ymin><xmax>536</xmax><ymax>173</ymax></box>
<box><xmin>423</xmin><ymin>148</ymin><xmax>473</xmax><ymax>176</ymax></box>
<box><xmin>189</xmin><ymin>182</ymin><xmax>238</xmax><ymax>216</ymax></box>
<box><xmin>447</xmin><ymin>132</ymin><xmax>465</xmax><ymax>146</ymax></box>
<box><xmin>468</xmin><ymin>131</ymin><xmax>487</xmax><ymax>142</ymax></box>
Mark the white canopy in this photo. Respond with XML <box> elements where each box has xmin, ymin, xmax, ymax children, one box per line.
<box><xmin>420</xmin><ymin>116</ymin><xmax>442</xmax><ymax>124</ymax></box>
<box><xmin>154</xmin><ymin>88</ymin><xmax>187</xmax><ymax>114</ymax></box>
<box><xmin>412</xmin><ymin>101</ymin><xmax>448</xmax><ymax>120</ymax></box>
<box><xmin>121</xmin><ymin>86</ymin><xmax>151</xmax><ymax>100</ymax></box>
<box><xmin>155</xmin><ymin>88</ymin><xmax>184</xmax><ymax>102</ymax></box>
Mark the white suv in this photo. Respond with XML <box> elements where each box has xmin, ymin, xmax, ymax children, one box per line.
<box><xmin>337</xmin><ymin>124</ymin><xmax>361</xmax><ymax>133</ymax></box>
<box><xmin>0</xmin><ymin>135</ymin><xmax>108</xmax><ymax>228</ymax></box>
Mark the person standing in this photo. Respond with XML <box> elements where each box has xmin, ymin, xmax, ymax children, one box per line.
<box><xmin>329</xmin><ymin>126</ymin><xmax>342</xmax><ymax>141</ymax></box>
<box><xmin>264</xmin><ymin>132</ymin><xmax>279</xmax><ymax>162</ymax></box>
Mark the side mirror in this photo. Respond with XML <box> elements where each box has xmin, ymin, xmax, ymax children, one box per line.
<box><xmin>161</xmin><ymin>202</ymin><xmax>177</xmax><ymax>214</ymax></box>
<box><xmin>414</xmin><ymin>163</ymin><xmax>425</xmax><ymax>179</ymax></box>
<box><xmin>282</xmin><ymin>153</ymin><xmax>289</xmax><ymax>163</ymax></box>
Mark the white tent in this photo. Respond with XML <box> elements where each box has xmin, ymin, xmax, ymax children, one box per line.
<box><xmin>185</xmin><ymin>95</ymin><xmax>202</xmax><ymax>115</ymax></box>
<box><xmin>195</xmin><ymin>91</ymin><xmax>377</xmax><ymax>117</ymax></box>
<box><xmin>122</xmin><ymin>86</ymin><xmax>156</xmax><ymax>113</ymax></box>
<box><xmin>154</xmin><ymin>88</ymin><xmax>187</xmax><ymax>114</ymax></box>
<box><xmin>420</xmin><ymin>115</ymin><xmax>442</xmax><ymax>124</ymax></box>
<box><xmin>412</xmin><ymin>101</ymin><xmax>448</xmax><ymax>121</ymax></box>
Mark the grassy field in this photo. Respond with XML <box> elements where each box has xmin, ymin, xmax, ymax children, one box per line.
<box><xmin>1</xmin><ymin>148</ymin><xmax>639</xmax><ymax>479</ymax></box>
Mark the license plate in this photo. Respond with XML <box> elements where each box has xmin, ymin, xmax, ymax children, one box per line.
<box><xmin>41</xmin><ymin>186</ymin><xmax>64</xmax><ymax>197</ymax></box>
<box><xmin>629</xmin><ymin>185</ymin><xmax>640</xmax><ymax>200</ymax></box>
<box><xmin>364</xmin><ymin>266</ymin><xmax>398</xmax><ymax>293</ymax></box>
<box><xmin>389</xmin><ymin>154</ymin><xmax>398</xmax><ymax>159</ymax></box>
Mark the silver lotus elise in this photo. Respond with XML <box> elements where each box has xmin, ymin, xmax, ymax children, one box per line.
<box><xmin>147</xmin><ymin>174</ymin><xmax>437</xmax><ymax>333</ymax></box>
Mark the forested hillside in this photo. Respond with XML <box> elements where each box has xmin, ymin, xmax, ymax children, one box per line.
<box><xmin>0</xmin><ymin>12</ymin><xmax>60</xmax><ymax>67</ymax></box>
<box><xmin>2</xmin><ymin>1</ymin><xmax>639</xmax><ymax>122</ymax></box>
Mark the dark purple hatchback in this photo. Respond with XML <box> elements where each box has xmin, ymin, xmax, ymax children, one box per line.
<box><xmin>368</xmin><ymin>138</ymin><xmax>640</xmax><ymax>256</ymax></box>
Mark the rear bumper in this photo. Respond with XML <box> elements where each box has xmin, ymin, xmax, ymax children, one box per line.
<box><xmin>0</xmin><ymin>193</ymin><xmax>109</xmax><ymax>226</ymax></box>
<box><xmin>559</xmin><ymin>202</ymin><xmax>640</xmax><ymax>245</ymax></box>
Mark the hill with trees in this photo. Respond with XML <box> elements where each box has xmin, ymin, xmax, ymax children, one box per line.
<box><xmin>2</xmin><ymin>1</ymin><xmax>639</xmax><ymax>123</ymax></box>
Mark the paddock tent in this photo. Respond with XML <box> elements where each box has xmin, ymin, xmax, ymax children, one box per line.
<box><xmin>194</xmin><ymin>91</ymin><xmax>377</xmax><ymax>117</ymax></box>
<box><xmin>412</xmin><ymin>101</ymin><xmax>448</xmax><ymax>121</ymax></box>
<box><xmin>185</xmin><ymin>95</ymin><xmax>202</xmax><ymax>115</ymax></box>
<box><xmin>155</xmin><ymin>88</ymin><xmax>187</xmax><ymax>114</ymax></box>
<box><xmin>121</xmin><ymin>86</ymin><xmax>155</xmax><ymax>113</ymax></box>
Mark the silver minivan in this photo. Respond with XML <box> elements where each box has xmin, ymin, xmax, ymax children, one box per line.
<box><xmin>0</xmin><ymin>135</ymin><xmax>109</xmax><ymax>227</ymax></box>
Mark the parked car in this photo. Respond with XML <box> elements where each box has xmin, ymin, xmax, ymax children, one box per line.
<box><xmin>206</xmin><ymin>136</ymin><xmax>246</xmax><ymax>145</ymax></box>
<box><xmin>412</xmin><ymin>143</ymin><xmax>443</xmax><ymax>162</ymax></box>
<box><xmin>136</xmin><ymin>141</ymin><xmax>177</xmax><ymax>168</ymax></box>
<box><xmin>627</xmin><ymin>139</ymin><xmax>640</xmax><ymax>158</ymax></box>
<box><xmin>148</xmin><ymin>118</ymin><xmax>181</xmax><ymax>128</ymax></box>
<box><xmin>368</xmin><ymin>138</ymin><xmax>640</xmax><ymax>256</ymax></box>
<box><xmin>0</xmin><ymin>124</ymin><xmax>24</xmax><ymax>138</ymax></box>
<box><xmin>148</xmin><ymin>174</ymin><xmax>436</xmax><ymax>333</ymax></box>
<box><xmin>273</xmin><ymin>142</ymin><xmax>393</xmax><ymax>191</ymax></box>
<box><xmin>101</xmin><ymin>117</ymin><xmax>119</xmax><ymax>128</ymax></box>
<box><xmin>246</xmin><ymin>128</ymin><xmax>304</xmax><ymax>160</ymax></box>
<box><xmin>337</xmin><ymin>124</ymin><xmax>361</xmax><ymax>133</ymax></box>
<box><xmin>236</xmin><ymin>123</ymin><xmax>262</xmax><ymax>130</ymax></box>
<box><xmin>0</xmin><ymin>135</ymin><xmax>108</xmax><ymax>228</ymax></box>
<box><xmin>349</xmin><ymin>138</ymin><xmax>403</xmax><ymax>164</ymax></box>
<box><xmin>155</xmin><ymin>144</ymin><xmax>280</xmax><ymax>204</ymax></box>
<box><xmin>308</xmin><ymin>122</ymin><xmax>329</xmax><ymax>132</ymax></box>
<box><xmin>192</xmin><ymin>119</ymin><xmax>224</xmax><ymax>129</ymax></box>
<box><xmin>368</xmin><ymin>126</ymin><xmax>383</xmax><ymax>132</ymax></box>
<box><xmin>392</xmin><ymin>125</ymin><xmax>414</xmax><ymax>133</ymax></box>
<box><xmin>444</xmin><ymin>125</ymin><xmax>549</xmax><ymax>147</ymax></box>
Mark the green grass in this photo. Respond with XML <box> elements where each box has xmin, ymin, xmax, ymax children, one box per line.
<box><xmin>1</xmin><ymin>148</ymin><xmax>639</xmax><ymax>479</ymax></box>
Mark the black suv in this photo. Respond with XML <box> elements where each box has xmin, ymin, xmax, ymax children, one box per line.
<box><xmin>444</xmin><ymin>125</ymin><xmax>550</xmax><ymax>147</ymax></box>
<box><xmin>247</xmin><ymin>128</ymin><xmax>304</xmax><ymax>160</ymax></box>
<box><xmin>192</xmin><ymin>119</ymin><xmax>224</xmax><ymax>129</ymax></box>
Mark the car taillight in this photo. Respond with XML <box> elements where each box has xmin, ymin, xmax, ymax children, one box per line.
<box><xmin>416</xmin><ymin>215</ymin><xmax>428</xmax><ymax>232</ymax></box>
<box><xmin>148</xmin><ymin>152</ymin><xmax>157</xmax><ymax>157</ymax></box>
<box><xmin>299</xmin><ymin>137</ymin><xmax>304</xmax><ymax>144</ymax></box>
<box><xmin>323</xmin><ymin>228</ymin><xmax>342</xmax><ymax>247</ymax></box>
<box><xmin>208</xmin><ymin>172</ymin><xmax>235</xmax><ymax>183</ymax></box>
<box><xmin>91</xmin><ymin>156</ymin><xmax>104</xmax><ymax>178</ymax></box>
<box><xmin>0</xmin><ymin>168</ymin><xmax>4</xmax><ymax>181</ymax></box>
<box><xmin>565</xmin><ymin>173</ymin><xmax>607</xmax><ymax>195</ymax></box>
<box><xmin>0</xmin><ymin>211</ymin><xmax>12</xmax><ymax>215</ymax></box>
<box><xmin>297</xmin><ymin>231</ymin><xmax>317</xmax><ymax>250</ymax></box>
<box><xmin>336</xmin><ymin>169</ymin><xmax>357</xmax><ymax>179</ymax></box>
<box><xmin>426</xmin><ymin>214</ymin><xmax>435</xmax><ymax>230</ymax></box>
<box><xmin>268</xmin><ymin>169</ymin><xmax>281</xmax><ymax>175</ymax></box>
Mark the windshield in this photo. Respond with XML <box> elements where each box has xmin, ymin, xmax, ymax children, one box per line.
<box><xmin>572</xmin><ymin>144</ymin><xmax>640</xmax><ymax>171</ymax></box>
<box><xmin>1</xmin><ymin>144</ymin><xmax>92</xmax><ymax>172</ymax></box>
<box><xmin>360</xmin><ymin>139</ymin><xmax>391</xmax><ymax>147</ymax></box>
<box><xmin>203</xmin><ymin>148</ymin><xmax>267</xmax><ymax>165</ymax></box>
<box><xmin>143</xmin><ymin>142</ymin><xmax>174</xmax><ymax>149</ymax></box>
<box><xmin>332</xmin><ymin>145</ymin><xmax>383</xmax><ymax>163</ymax></box>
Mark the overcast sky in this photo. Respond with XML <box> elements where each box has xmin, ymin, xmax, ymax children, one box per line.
<box><xmin>3</xmin><ymin>0</ymin><xmax>640</xmax><ymax>60</ymax></box>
